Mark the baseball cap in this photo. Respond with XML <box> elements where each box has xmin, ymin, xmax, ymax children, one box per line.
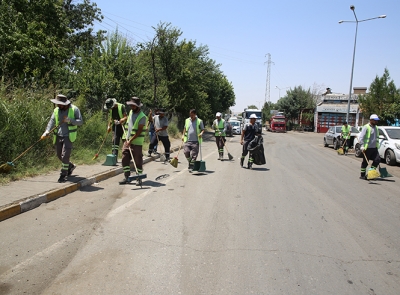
<box><xmin>369</xmin><ymin>114</ymin><xmax>380</xmax><ymax>120</ymax></box>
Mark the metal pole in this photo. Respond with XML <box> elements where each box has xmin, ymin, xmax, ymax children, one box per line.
<box><xmin>346</xmin><ymin>9</ymin><xmax>358</xmax><ymax>124</ymax></box>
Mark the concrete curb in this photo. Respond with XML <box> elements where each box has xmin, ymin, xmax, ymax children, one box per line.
<box><xmin>0</xmin><ymin>145</ymin><xmax>181</xmax><ymax>222</ymax></box>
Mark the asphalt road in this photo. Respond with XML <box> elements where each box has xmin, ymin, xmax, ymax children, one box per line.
<box><xmin>1</xmin><ymin>132</ymin><xmax>399</xmax><ymax>295</ymax></box>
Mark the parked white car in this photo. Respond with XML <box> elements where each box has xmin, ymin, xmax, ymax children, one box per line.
<box><xmin>323</xmin><ymin>126</ymin><xmax>359</xmax><ymax>150</ymax></box>
<box><xmin>354</xmin><ymin>126</ymin><xmax>400</xmax><ymax>165</ymax></box>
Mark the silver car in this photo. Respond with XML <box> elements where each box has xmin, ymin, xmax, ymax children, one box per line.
<box><xmin>323</xmin><ymin>126</ymin><xmax>359</xmax><ymax>150</ymax></box>
<box><xmin>229</xmin><ymin>120</ymin><xmax>241</xmax><ymax>135</ymax></box>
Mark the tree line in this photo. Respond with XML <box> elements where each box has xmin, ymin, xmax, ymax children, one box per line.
<box><xmin>0</xmin><ymin>1</ymin><xmax>235</xmax><ymax>125</ymax></box>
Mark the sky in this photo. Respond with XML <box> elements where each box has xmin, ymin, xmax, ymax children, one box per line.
<box><xmin>91</xmin><ymin>0</ymin><xmax>400</xmax><ymax>114</ymax></box>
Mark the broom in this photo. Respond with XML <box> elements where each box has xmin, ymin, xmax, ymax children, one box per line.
<box><xmin>92</xmin><ymin>129</ymin><xmax>111</xmax><ymax>160</ymax></box>
<box><xmin>362</xmin><ymin>151</ymin><xmax>380</xmax><ymax>180</ymax></box>
<box><xmin>337</xmin><ymin>138</ymin><xmax>346</xmax><ymax>155</ymax></box>
<box><xmin>170</xmin><ymin>140</ymin><xmax>184</xmax><ymax>168</ymax></box>
<box><xmin>0</xmin><ymin>123</ymin><xmax>60</xmax><ymax>173</ymax></box>
<box><xmin>221</xmin><ymin>137</ymin><xmax>234</xmax><ymax>160</ymax></box>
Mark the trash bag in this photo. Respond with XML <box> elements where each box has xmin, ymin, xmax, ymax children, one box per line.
<box><xmin>252</xmin><ymin>145</ymin><xmax>266</xmax><ymax>165</ymax></box>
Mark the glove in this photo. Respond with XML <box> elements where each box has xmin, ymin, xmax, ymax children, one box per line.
<box><xmin>181</xmin><ymin>135</ymin><xmax>185</xmax><ymax>141</ymax></box>
<box><xmin>41</xmin><ymin>131</ymin><xmax>50</xmax><ymax>139</ymax></box>
<box><xmin>114</xmin><ymin>120</ymin><xmax>120</xmax><ymax>125</ymax></box>
<box><xmin>63</xmin><ymin>117</ymin><xmax>71</xmax><ymax>124</ymax></box>
<box><xmin>218</xmin><ymin>132</ymin><xmax>222</xmax><ymax>136</ymax></box>
<box><xmin>360</xmin><ymin>146</ymin><xmax>365</xmax><ymax>153</ymax></box>
<box><xmin>107</xmin><ymin>126</ymin><xmax>111</xmax><ymax>133</ymax></box>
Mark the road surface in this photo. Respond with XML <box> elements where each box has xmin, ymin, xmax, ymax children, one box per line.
<box><xmin>1</xmin><ymin>132</ymin><xmax>399</xmax><ymax>295</ymax></box>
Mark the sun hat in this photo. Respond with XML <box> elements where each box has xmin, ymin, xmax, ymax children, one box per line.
<box><xmin>249</xmin><ymin>114</ymin><xmax>257</xmax><ymax>119</ymax></box>
<box><xmin>50</xmin><ymin>94</ymin><xmax>70</xmax><ymax>105</ymax></box>
<box><xmin>216</xmin><ymin>112</ymin><xmax>222</xmax><ymax>117</ymax></box>
<box><xmin>126</xmin><ymin>97</ymin><xmax>143</xmax><ymax>107</ymax></box>
<box><xmin>369</xmin><ymin>114</ymin><xmax>380</xmax><ymax>120</ymax></box>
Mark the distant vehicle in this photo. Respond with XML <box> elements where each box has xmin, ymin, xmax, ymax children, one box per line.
<box><xmin>269</xmin><ymin>113</ymin><xmax>286</xmax><ymax>132</ymax></box>
<box><xmin>323</xmin><ymin>125</ymin><xmax>359</xmax><ymax>150</ymax></box>
<box><xmin>229</xmin><ymin>120</ymin><xmax>241</xmax><ymax>135</ymax></box>
<box><xmin>354</xmin><ymin>126</ymin><xmax>400</xmax><ymax>165</ymax></box>
<box><xmin>241</xmin><ymin>109</ymin><xmax>262</xmax><ymax>132</ymax></box>
<box><xmin>225</xmin><ymin>121</ymin><xmax>233</xmax><ymax>137</ymax></box>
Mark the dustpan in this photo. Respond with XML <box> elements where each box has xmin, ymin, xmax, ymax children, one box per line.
<box><xmin>193</xmin><ymin>141</ymin><xmax>206</xmax><ymax>172</ymax></box>
<box><xmin>103</xmin><ymin>154</ymin><xmax>117</xmax><ymax>166</ymax></box>
<box><xmin>379</xmin><ymin>165</ymin><xmax>393</xmax><ymax>178</ymax></box>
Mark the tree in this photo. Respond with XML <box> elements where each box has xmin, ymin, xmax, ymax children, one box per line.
<box><xmin>247</xmin><ymin>105</ymin><xmax>258</xmax><ymax>109</ymax></box>
<box><xmin>276</xmin><ymin>86</ymin><xmax>314</xmax><ymax>122</ymax></box>
<box><xmin>358</xmin><ymin>68</ymin><xmax>400</xmax><ymax>125</ymax></box>
<box><xmin>0</xmin><ymin>0</ymin><xmax>104</xmax><ymax>85</ymax></box>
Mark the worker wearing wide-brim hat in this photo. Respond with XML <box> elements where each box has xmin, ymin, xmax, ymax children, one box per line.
<box><xmin>212</xmin><ymin>112</ymin><xmax>226</xmax><ymax>160</ymax></box>
<box><xmin>104</xmin><ymin>98</ymin><xmax>127</xmax><ymax>159</ymax></box>
<box><xmin>240</xmin><ymin>113</ymin><xmax>259</xmax><ymax>169</ymax></box>
<box><xmin>41</xmin><ymin>94</ymin><xmax>83</xmax><ymax>183</ymax></box>
<box><xmin>119</xmin><ymin>97</ymin><xmax>147</xmax><ymax>185</ymax></box>
<box><xmin>358</xmin><ymin>114</ymin><xmax>381</xmax><ymax>179</ymax></box>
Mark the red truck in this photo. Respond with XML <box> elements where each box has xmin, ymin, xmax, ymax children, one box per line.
<box><xmin>269</xmin><ymin>113</ymin><xmax>286</xmax><ymax>132</ymax></box>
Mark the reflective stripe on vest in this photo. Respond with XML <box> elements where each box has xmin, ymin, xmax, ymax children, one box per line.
<box><xmin>215</xmin><ymin>119</ymin><xmax>226</xmax><ymax>136</ymax></box>
<box><xmin>128</xmin><ymin>111</ymin><xmax>147</xmax><ymax>145</ymax></box>
<box><xmin>53</xmin><ymin>106</ymin><xmax>77</xmax><ymax>144</ymax></box>
<box><xmin>184</xmin><ymin>118</ymin><xmax>202</xmax><ymax>144</ymax></box>
<box><xmin>109</xmin><ymin>103</ymin><xmax>123</xmax><ymax>121</ymax></box>
<box><xmin>364</xmin><ymin>124</ymin><xmax>379</xmax><ymax>149</ymax></box>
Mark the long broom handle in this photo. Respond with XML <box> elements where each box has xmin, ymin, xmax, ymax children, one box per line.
<box><xmin>95</xmin><ymin>120</ymin><xmax>113</xmax><ymax>154</ymax></box>
<box><xmin>176</xmin><ymin>140</ymin><xmax>184</xmax><ymax>158</ymax></box>
<box><xmin>11</xmin><ymin>123</ymin><xmax>60</xmax><ymax>163</ymax></box>
<box><xmin>221</xmin><ymin>136</ymin><xmax>231</xmax><ymax>154</ymax></box>
<box><xmin>121</xmin><ymin>124</ymin><xmax>139</xmax><ymax>175</ymax></box>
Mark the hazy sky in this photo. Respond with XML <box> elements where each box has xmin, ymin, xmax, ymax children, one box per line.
<box><xmin>92</xmin><ymin>0</ymin><xmax>399</xmax><ymax>113</ymax></box>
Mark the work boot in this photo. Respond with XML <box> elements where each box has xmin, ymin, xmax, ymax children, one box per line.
<box><xmin>359</xmin><ymin>173</ymin><xmax>366</xmax><ymax>180</ymax></box>
<box><xmin>58</xmin><ymin>174</ymin><xmax>67</xmax><ymax>183</ymax></box>
<box><xmin>247</xmin><ymin>162</ymin><xmax>253</xmax><ymax>170</ymax></box>
<box><xmin>240</xmin><ymin>158</ymin><xmax>244</xmax><ymax>167</ymax></box>
<box><xmin>146</xmin><ymin>151</ymin><xmax>152</xmax><ymax>157</ymax></box>
<box><xmin>67</xmin><ymin>164</ymin><xmax>76</xmax><ymax>176</ymax></box>
<box><xmin>119</xmin><ymin>177</ymin><xmax>131</xmax><ymax>185</ymax></box>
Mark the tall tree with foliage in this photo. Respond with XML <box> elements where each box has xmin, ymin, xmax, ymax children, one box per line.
<box><xmin>358</xmin><ymin>68</ymin><xmax>400</xmax><ymax>125</ymax></box>
<box><xmin>0</xmin><ymin>0</ymin><xmax>103</xmax><ymax>86</ymax></box>
<box><xmin>276</xmin><ymin>86</ymin><xmax>314</xmax><ymax>121</ymax></box>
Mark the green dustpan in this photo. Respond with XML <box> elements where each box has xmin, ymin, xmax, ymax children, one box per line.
<box><xmin>379</xmin><ymin>165</ymin><xmax>393</xmax><ymax>178</ymax></box>
<box><xmin>192</xmin><ymin>141</ymin><xmax>206</xmax><ymax>172</ymax></box>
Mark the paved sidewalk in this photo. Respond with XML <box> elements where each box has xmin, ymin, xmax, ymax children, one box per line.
<box><xmin>0</xmin><ymin>137</ymin><xmax>184</xmax><ymax>222</ymax></box>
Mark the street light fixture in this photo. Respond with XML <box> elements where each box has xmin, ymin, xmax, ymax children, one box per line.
<box><xmin>275</xmin><ymin>86</ymin><xmax>290</xmax><ymax>100</ymax></box>
<box><xmin>339</xmin><ymin>5</ymin><xmax>386</xmax><ymax>124</ymax></box>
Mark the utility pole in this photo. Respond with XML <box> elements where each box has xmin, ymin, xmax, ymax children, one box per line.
<box><xmin>264</xmin><ymin>53</ymin><xmax>273</xmax><ymax>105</ymax></box>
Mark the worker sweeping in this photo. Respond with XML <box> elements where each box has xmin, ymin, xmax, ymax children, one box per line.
<box><xmin>340</xmin><ymin>121</ymin><xmax>351</xmax><ymax>155</ymax></box>
<box><xmin>182</xmin><ymin>109</ymin><xmax>204</xmax><ymax>172</ymax></box>
<box><xmin>212</xmin><ymin>112</ymin><xmax>226</xmax><ymax>160</ymax></box>
<box><xmin>41</xmin><ymin>94</ymin><xmax>83</xmax><ymax>183</ymax></box>
<box><xmin>119</xmin><ymin>97</ymin><xmax>147</xmax><ymax>186</ymax></box>
<box><xmin>240</xmin><ymin>113</ymin><xmax>259</xmax><ymax>169</ymax></box>
<box><xmin>104</xmin><ymin>98</ymin><xmax>127</xmax><ymax>160</ymax></box>
<box><xmin>147</xmin><ymin>108</ymin><xmax>171</xmax><ymax>161</ymax></box>
<box><xmin>358</xmin><ymin>114</ymin><xmax>381</xmax><ymax>180</ymax></box>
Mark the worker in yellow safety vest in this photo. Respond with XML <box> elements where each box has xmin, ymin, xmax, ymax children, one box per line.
<box><xmin>358</xmin><ymin>114</ymin><xmax>381</xmax><ymax>179</ymax></box>
<box><xmin>212</xmin><ymin>112</ymin><xmax>226</xmax><ymax>160</ymax></box>
<box><xmin>182</xmin><ymin>109</ymin><xmax>204</xmax><ymax>172</ymax></box>
<box><xmin>104</xmin><ymin>98</ymin><xmax>127</xmax><ymax>159</ymax></box>
<box><xmin>340</xmin><ymin>121</ymin><xmax>351</xmax><ymax>155</ymax></box>
<box><xmin>41</xmin><ymin>94</ymin><xmax>83</xmax><ymax>183</ymax></box>
<box><xmin>119</xmin><ymin>97</ymin><xmax>147</xmax><ymax>185</ymax></box>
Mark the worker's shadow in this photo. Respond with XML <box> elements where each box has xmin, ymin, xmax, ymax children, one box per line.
<box><xmin>368</xmin><ymin>178</ymin><xmax>395</xmax><ymax>184</ymax></box>
<box><xmin>192</xmin><ymin>170</ymin><xmax>215</xmax><ymax>176</ymax></box>
<box><xmin>251</xmin><ymin>167</ymin><xmax>270</xmax><ymax>171</ymax></box>
<box><xmin>129</xmin><ymin>180</ymin><xmax>166</xmax><ymax>190</ymax></box>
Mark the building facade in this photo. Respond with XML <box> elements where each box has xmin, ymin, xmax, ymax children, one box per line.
<box><xmin>315</xmin><ymin>87</ymin><xmax>367</xmax><ymax>133</ymax></box>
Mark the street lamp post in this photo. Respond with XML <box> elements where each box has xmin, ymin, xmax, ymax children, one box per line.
<box><xmin>275</xmin><ymin>86</ymin><xmax>289</xmax><ymax>100</ymax></box>
<box><xmin>339</xmin><ymin>5</ymin><xmax>386</xmax><ymax>124</ymax></box>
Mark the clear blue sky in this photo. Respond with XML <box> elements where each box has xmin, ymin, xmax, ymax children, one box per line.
<box><xmin>92</xmin><ymin>0</ymin><xmax>399</xmax><ymax>113</ymax></box>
